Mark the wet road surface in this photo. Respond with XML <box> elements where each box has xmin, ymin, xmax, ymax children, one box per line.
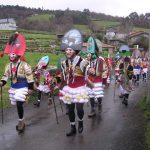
<box><xmin>0</xmin><ymin>78</ymin><xmax>148</xmax><ymax>150</ymax></box>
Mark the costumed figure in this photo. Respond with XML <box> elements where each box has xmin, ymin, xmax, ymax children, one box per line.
<box><xmin>33</xmin><ymin>56</ymin><xmax>56</xmax><ymax>107</ymax></box>
<box><xmin>132</xmin><ymin>46</ymin><xmax>141</xmax><ymax>59</ymax></box>
<box><xmin>114</xmin><ymin>52</ymin><xmax>122</xmax><ymax>81</ymax></box>
<box><xmin>86</xmin><ymin>37</ymin><xmax>107</xmax><ymax>117</ymax></box>
<box><xmin>0</xmin><ymin>32</ymin><xmax>34</xmax><ymax>133</ymax></box>
<box><xmin>132</xmin><ymin>46</ymin><xmax>142</xmax><ymax>85</ymax></box>
<box><xmin>58</xmin><ymin>29</ymin><xmax>89</xmax><ymax>136</ymax></box>
<box><xmin>117</xmin><ymin>56</ymin><xmax>133</xmax><ymax>106</ymax></box>
<box><xmin>133</xmin><ymin>60</ymin><xmax>141</xmax><ymax>86</ymax></box>
<box><xmin>104</xmin><ymin>54</ymin><xmax>112</xmax><ymax>86</ymax></box>
<box><xmin>141</xmin><ymin>58</ymin><xmax>148</xmax><ymax>82</ymax></box>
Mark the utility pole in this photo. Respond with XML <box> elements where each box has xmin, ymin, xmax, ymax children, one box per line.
<box><xmin>147</xmin><ymin>32</ymin><xmax>150</xmax><ymax>103</ymax></box>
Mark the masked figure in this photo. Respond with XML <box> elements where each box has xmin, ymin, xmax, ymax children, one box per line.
<box><xmin>0</xmin><ymin>32</ymin><xmax>34</xmax><ymax>133</ymax></box>
<box><xmin>85</xmin><ymin>37</ymin><xmax>108</xmax><ymax>117</ymax></box>
<box><xmin>58</xmin><ymin>29</ymin><xmax>89</xmax><ymax>136</ymax></box>
<box><xmin>33</xmin><ymin>56</ymin><xmax>56</xmax><ymax>107</ymax></box>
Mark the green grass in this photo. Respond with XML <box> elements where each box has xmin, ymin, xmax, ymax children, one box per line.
<box><xmin>24</xmin><ymin>33</ymin><xmax>56</xmax><ymax>39</ymax></box>
<box><xmin>73</xmin><ymin>24</ymin><xmax>92</xmax><ymax>34</ymax></box>
<box><xmin>27</xmin><ymin>14</ymin><xmax>55</xmax><ymax>22</ymax></box>
<box><xmin>0</xmin><ymin>30</ymin><xmax>58</xmax><ymax>54</ymax></box>
<box><xmin>139</xmin><ymin>96</ymin><xmax>150</xmax><ymax>150</ymax></box>
<box><xmin>133</xmin><ymin>27</ymin><xmax>150</xmax><ymax>33</ymax></box>
<box><xmin>24</xmin><ymin>52</ymin><xmax>64</xmax><ymax>67</ymax></box>
<box><xmin>92</xmin><ymin>20</ymin><xmax>120</xmax><ymax>28</ymax></box>
<box><xmin>0</xmin><ymin>52</ymin><xmax>65</xmax><ymax>108</ymax></box>
<box><xmin>17</xmin><ymin>29</ymin><xmax>56</xmax><ymax>35</ymax></box>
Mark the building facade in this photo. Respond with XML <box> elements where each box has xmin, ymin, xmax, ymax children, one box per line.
<box><xmin>0</xmin><ymin>18</ymin><xmax>17</xmax><ymax>30</ymax></box>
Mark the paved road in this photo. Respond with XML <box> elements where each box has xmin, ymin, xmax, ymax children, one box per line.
<box><xmin>0</xmin><ymin>78</ymin><xmax>148</xmax><ymax>150</ymax></box>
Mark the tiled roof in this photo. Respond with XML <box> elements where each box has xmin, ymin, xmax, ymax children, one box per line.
<box><xmin>83</xmin><ymin>42</ymin><xmax>115</xmax><ymax>48</ymax></box>
<box><xmin>128</xmin><ymin>31</ymin><xmax>149</xmax><ymax>38</ymax></box>
<box><xmin>0</xmin><ymin>18</ymin><xmax>16</xmax><ymax>24</ymax></box>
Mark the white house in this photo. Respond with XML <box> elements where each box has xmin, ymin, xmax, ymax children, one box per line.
<box><xmin>106</xmin><ymin>29</ymin><xmax>127</xmax><ymax>40</ymax></box>
<box><xmin>105</xmin><ymin>28</ymin><xmax>117</xmax><ymax>40</ymax></box>
<box><xmin>0</xmin><ymin>18</ymin><xmax>17</xmax><ymax>30</ymax></box>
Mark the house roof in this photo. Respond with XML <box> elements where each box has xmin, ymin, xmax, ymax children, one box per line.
<box><xmin>128</xmin><ymin>31</ymin><xmax>149</xmax><ymax>38</ymax></box>
<box><xmin>83</xmin><ymin>42</ymin><xmax>115</xmax><ymax>49</ymax></box>
<box><xmin>0</xmin><ymin>18</ymin><xmax>16</xmax><ymax>24</ymax></box>
<box><xmin>102</xmin><ymin>43</ymin><xmax>115</xmax><ymax>48</ymax></box>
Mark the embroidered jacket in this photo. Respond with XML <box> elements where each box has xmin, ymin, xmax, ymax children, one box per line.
<box><xmin>88</xmin><ymin>56</ymin><xmax>107</xmax><ymax>84</ymax></box>
<box><xmin>61</xmin><ymin>55</ymin><xmax>89</xmax><ymax>88</ymax></box>
<box><xmin>1</xmin><ymin>60</ymin><xmax>34</xmax><ymax>89</ymax></box>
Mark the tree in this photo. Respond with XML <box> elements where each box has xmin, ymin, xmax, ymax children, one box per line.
<box><xmin>129</xmin><ymin>12</ymin><xmax>139</xmax><ymax>20</ymax></box>
<box><xmin>120</xmin><ymin>17</ymin><xmax>133</xmax><ymax>33</ymax></box>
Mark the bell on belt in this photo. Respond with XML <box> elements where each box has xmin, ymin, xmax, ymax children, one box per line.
<box><xmin>12</xmin><ymin>78</ymin><xmax>17</xmax><ymax>84</ymax></box>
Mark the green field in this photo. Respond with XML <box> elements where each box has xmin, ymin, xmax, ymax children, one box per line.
<box><xmin>73</xmin><ymin>24</ymin><xmax>92</xmax><ymax>34</ymax></box>
<box><xmin>24</xmin><ymin>33</ymin><xmax>56</xmax><ymax>39</ymax></box>
<box><xmin>92</xmin><ymin>20</ymin><xmax>120</xmax><ymax>28</ymax></box>
<box><xmin>0</xmin><ymin>52</ymin><xmax>64</xmax><ymax>108</ymax></box>
<box><xmin>0</xmin><ymin>52</ymin><xmax>64</xmax><ymax>75</ymax></box>
<box><xmin>0</xmin><ymin>30</ymin><xmax>58</xmax><ymax>53</ymax></box>
<box><xmin>27</xmin><ymin>14</ymin><xmax>55</xmax><ymax>22</ymax></box>
<box><xmin>139</xmin><ymin>97</ymin><xmax>150</xmax><ymax>150</ymax></box>
<box><xmin>133</xmin><ymin>27</ymin><xmax>150</xmax><ymax>33</ymax></box>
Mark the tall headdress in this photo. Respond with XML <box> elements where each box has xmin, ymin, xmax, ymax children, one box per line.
<box><xmin>132</xmin><ymin>45</ymin><xmax>141</xmax><ymax>58</ymax></box>
<box><xmin>36</xmin><ymin>55</ymin><xmax>49</xmax><ymax>70</ymax></box>
<box><xmin>60</xmin><ymin>29</ymin><xmax>83</xmax><ymax>51</ymax></box>
<box><xmin>95</xmin><ymin>39</ymin><xmax>102</xmax><ymax>54</ymax></box>
<box><xmin>4</xmin><ymin>32</ymin><xmax>26</xmax><ymax>56</ymax></box>
<box><xmin>86</xmin><ymin>36</ymin><xmax>99</xmax><ymax>59</ymax></box>
<box><xmin>119</xmin><ymin>45</ymin><xmax>130</xmax><ymax>57</ymax></box>
<box><xmin>86</xmin><ymin>36</ymin><xmax>98</xmax><ymax>54</ymax></box>
<box><xmin>114</xmin><ymin>52</ymin><xmax>121</xmax><ymax>61</ymax></box>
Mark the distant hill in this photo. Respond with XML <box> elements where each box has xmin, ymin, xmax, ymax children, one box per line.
<box><xmin>27</xmin><ymin>14</ymin><xmax>55</xmax><ymax>22</ymax></box>
<box><xmin>0</xmin><ymin>5</ymin><xmax>122</xmax><ymax>32</ymax></box>
<box><xmin>0</xmin><ymin>5</ymin><xmax>149</xmax><ymax>33</ymax></box>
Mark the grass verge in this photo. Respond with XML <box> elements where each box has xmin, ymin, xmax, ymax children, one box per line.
<box><xmin>139</xmin><ymin>96</ymin><xmax>150</xmax><ymax>150</ymax></box>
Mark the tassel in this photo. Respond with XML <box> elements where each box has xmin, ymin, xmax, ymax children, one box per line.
<box><xmin>92</xmin><ymin>54</ymin><xmax>97</xmax><ymax>59</ymax></box>
<box><xmin>0</xmin><ymin>52</ymin><xmax>4</xmax><ymax>58</ymax></box>
<box><xmin>58</xmin><ymin>92</ymin><xmax>64</xmax><ymax>97</ymax></box>
<box><xmin>20</xmin><ymin>55</ymin><xmax>25</xmax><ymax>61</ymax></box>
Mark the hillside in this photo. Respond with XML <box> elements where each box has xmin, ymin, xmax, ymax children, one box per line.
<box><xmin>0</xmin><ymin>5</ymin><xmax>149</xmax><ymax>33</ymax></box>
<box><xmin>0</xmin><ymin>5</ymin><xmax>149</xmax><ymax>54</ymax></box>
<box><xmin>0</xmin><ymin>5</ymin><xmax>122</xmax><ymax>32</ymax></box>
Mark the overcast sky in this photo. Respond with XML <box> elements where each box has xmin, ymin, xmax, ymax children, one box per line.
<box><xmin>1</xmin><ymin>0</ymin><xmax>150</xmax><ymax>17</ymax></box>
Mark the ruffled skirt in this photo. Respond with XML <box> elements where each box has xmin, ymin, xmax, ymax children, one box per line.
<box><xmin>37</xmin><ymin>84</ymin><xmax>50</xmax><ymax>93</ymax></box>
<box><xmin>59</xmin><ymin>85</ymin><xmax>89</xmax><ymax>104</ymax></box>
<box><xmin>87</xmin><ymin>82</ymin><xmax>104</xmax><ymax>99</ymax></box>
<box><xmin>8</xmin><ymin>87</ymin><xmax>28</xmax><ymax>105</ymax></box>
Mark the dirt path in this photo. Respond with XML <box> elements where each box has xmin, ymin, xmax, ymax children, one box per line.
<box><xmin>0</xmin><ymin>78</ymin><xmax>148</xmax><ymax>150</ymax></box>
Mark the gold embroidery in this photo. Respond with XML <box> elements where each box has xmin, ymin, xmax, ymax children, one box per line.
<box><xmin>12</xmin><ymin>78</ymin><xmax>17</xmax><ymax>84</ymax></box>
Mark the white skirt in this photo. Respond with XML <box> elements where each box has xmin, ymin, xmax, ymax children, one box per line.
<box><xmin>119</xmin><ymin>85</ymin><xmax>130</xmax><ymax>94</ymax></box>
<box><xmin>133</xmin><ymin>69</ymin><xmax>141</xmax><ymax>75</ymax></box>
<box><xmin>142</xmin><ymin>68</ymin><xmax>148</xmax><ymax>73</ymax></box>
<box><xmin>87</xmin><ymin>82</ymin><xmax>104</xmax><ymax>100</ymax></box>
<box><xmin>8</xmin><ymin>87</ymin><xmax>28</xmax><ymax>105</ymax></box>
<box><xmin>107</xmin><ymin>76</ymin><xmax>111</xmax><ymax>84</ymax></box>
<box><xmin>59</xmin><ymin>85</ymin><xmax>89</xmax><ymax>104</ymax></box>
<box><xmin>37</xmin><ymin>84</ymin><xmax>51</xmax><ymax>93</ymax></box>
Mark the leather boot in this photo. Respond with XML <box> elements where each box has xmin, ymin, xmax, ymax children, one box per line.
<box><xmin>98</xmin><ymin>104</ymin><xmax>102</xmax><ymax>113</ymax></box>
<box><xmin>66</xmin><ymin>124</ymin><xmax>76</xmax><ymax>136</ymax></box>
<box><xmin>78</xmin><ymin>121</ymin><xmax>83</xmax><ymax>133</ymax></box>
<box><xmin>88</xmin><ymin>108</ymin><xmax>96</xmax><ymax>117</ymax></box>
<box><xmin>48</xmin><ymin>98</ymin><xmax>52</xmax><ymax>107</ymax></box>
<box><xmin>34</xmin><ymin>100</ymin><xmax>40</xmax><ymax>107</ymax></box>
<box><xmin>122</xmin><ymin>94</ymin><xmax>128</xmax><ymax>106</ymax></box>
<box><xmin>16</xmin><ymin>120</ymin><xmax>25</xmax><ymax>133</ymax></box>
<box><xmin>97</xmin><ymin>98</ymin><xmax>102</xmax><ymax>113</ymax></box>
<box><xmin>119</xmin><ymin>94</ymin><xmax>124</xmax><ymax>98</ymax></box>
